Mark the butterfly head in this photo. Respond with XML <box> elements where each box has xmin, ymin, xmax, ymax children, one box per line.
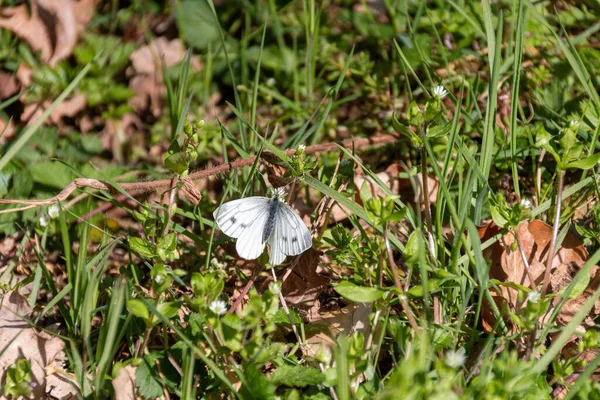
<box><xmin>273</xmin><ymin>187</ymin><xmax>287</xmax><ymax>203</ymax></box>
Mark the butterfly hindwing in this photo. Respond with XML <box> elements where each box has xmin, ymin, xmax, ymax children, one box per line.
<box><xmin>213</xmin><ymin>197</ymin><xmax>270</xmax><ymax>239</ymax></box>
<box><xmin>268</xmin><ymin>203</ymin><xmax>312</xmax><ymax>264</ymax></box>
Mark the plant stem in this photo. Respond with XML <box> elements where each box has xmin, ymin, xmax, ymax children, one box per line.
<box><xmin>420</xmin><ymin>144</ymin><xmax>436</xmax><ymax>258</ymax></box>
<box><xmin>541</xmin><ymin>169</ymin><xmax>565</xmax><ymax>296</ymax></box>
<box><xmin>513</xmin><ymin>228</ymin><xmax>537</xmax><ymax>291</ymax></box>
<box><xmin>384</xmin><ymin>225</ymin><xmax>421</xmax><ymax>336</ymax></box>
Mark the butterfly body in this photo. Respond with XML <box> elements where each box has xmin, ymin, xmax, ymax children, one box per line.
<box><xmin>262</xmin><ymin>195</ymin><xmax>281</xmax><ymax>244</ymax></box>
<box><xmin>213</xmin><ymin>188</ymin><xmax>312</xmax><ymax>265</ymax></box>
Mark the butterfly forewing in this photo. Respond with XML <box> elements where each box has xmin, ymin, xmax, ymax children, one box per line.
<box><xmin>236</xmin><ymin>207</ymin><xmax>270</xmax><ymax>260</ymax></box>
<box><xmin>213</xmin><ymin>197</ymin><xmax>270</xmax><ymax>239</ymax></box>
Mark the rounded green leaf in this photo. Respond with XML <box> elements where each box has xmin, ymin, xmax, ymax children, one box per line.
<box><xmin>126</xmin><ymin>299</ymin><xmax>150</xmax><ymax>322</ymax></box>
<box><xmin>334</xmin><ymin>281</ymin><xmax>384</xmax><ymax>303</ymax></box>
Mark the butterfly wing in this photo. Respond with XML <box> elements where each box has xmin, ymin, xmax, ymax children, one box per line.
<box><xmin>213</xmin><ymin>197</ymin><xmax>271</xmax><ymax>260</ymax></box>
<box><xmin>213</xmin><ymin>197</ymin><xmax>270</xmax><ymax>239</ymax></box>
<box><xmin>268</xmin><ymin>203</ymin><xmax>312</xmax><ymax>265</ymax></box>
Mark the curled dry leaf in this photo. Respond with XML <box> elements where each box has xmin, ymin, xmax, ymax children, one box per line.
<box><xmin>180</xmin><ymin>177</ymin><xmax>203</xmax><ymax>205</ymax></box>
<box><xmin>0</xmin><ymin>0</ymin><xmax>96</xmax><ymax>66</ymax></box>
<box><xmin>0</xmin><ymin>291</ymin><xmax>76</xmax><ymax>398</ymax></box>
<box><xmin>479</xmin><ymin>220</ymin><xmax>600</xmax><ymax>333</ymax></box>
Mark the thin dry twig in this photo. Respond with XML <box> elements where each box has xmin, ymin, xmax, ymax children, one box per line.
<box><xmin>0</xmin><ymin>134</ymin><xmax>398</xmax><ymax>214</ymax></box>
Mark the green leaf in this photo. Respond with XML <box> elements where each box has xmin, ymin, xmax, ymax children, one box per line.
<box><xmin>29</xmin><ymin>161</ymin><xmax>77</xmax><ymax>189</ymax></box>
<box><xmin>565</xmin><ymin>270</ymin><xmax>590</xmax><ymax>299</ymax></box>
<box><xmin>136</xmin><ymin>354</ymin><xmax>165</xmax><ymax>399</ymax></box>
<box><xmin>221</xmin><ymin>313</ymin><xmax>243</xmax><ymax>352</ymax></box>
<box><xmin>565</xmin><ymin>152</ymin><xmax>600</xmax><ymax>170</ymax></box>
<box><xmin>164</xmin><ymin>151</ymin><xmax>189</xmax><ymax>175</ymax></box>
<box><xmin>240</xmin><ymin>365</ymin><xmax>276</xmax><ymax>400</ymax></box>
<box><xmin>176</xmin><ymin>0</ymin><xmax>221</xmax><ymax>50</ymax></box>
<box><xmin>392</xmin><ymin>113</ymin><xmax>411</xmax><ymax>136</ymax></box>
<box><xmin>270</xmin><ymin>365</ymin><xmax>325</xmax><ymax>387</ymax></box>
<box><xmin>129</xmin><ymin>237</ymin><xmax>155</xmax><ymax>259</ymax></box>
<box><xmin>334</xmin><ymin>281</ymin><xmax>384</xmax><ymax>303</ymax></box>
<box><xmin>407</xmin><ymin>101</ymin><xmax>424</xmax><ymax>126</ymax></box>
<box><xmin>126</xmin><ymin>299</ymin><xmax>150</xmax><ymax>322</ymax></box>
<box><xmin>157</xmin><ymin>232</ymin><xmax>177</xmax><ymax>260</ymax></box>
<box><xmin>489</xmin><ymin>203</ymin><xmax>509</xmax><ymax>228</ymax></box>
<box><xmin>534</xmin><ymin>126</ymin><xmax>552</xmax><ymax>149</ymax></box>
<box><xmin>156</xmin><ymin>301</ymin><xmax>181</xmax><ymax>321</ymax></box>
<box><xmin>490</xmin><ymin>279</ymin><xmax>531</xmax><ymax>293</ymax></box>
<box><xmin>406</xmin><ymin>279</ymin><xmax>443</xmax><ymax>297</ymax></box>
<box><xmin>426</xmin><ymin>123</ymin><xmax>451</xmax><ymax>139</ymax></box>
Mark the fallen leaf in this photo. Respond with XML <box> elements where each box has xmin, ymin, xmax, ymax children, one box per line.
<box><xmin>0</xmin><ymin>70</ymin><xmax>19</xmax><ymax>100</ymax></box>
<box><xmin>21</xmin><ymin>94</ymin><xmax>87</xmax><ymax>127</ymax></box>
<box><xmin>0</xmin><ymin>0</ymin><xmax>96</xmax><ymax>67</ymax></box>
<box><xmin>0</xmin><ymin>116</ymin><xmax>16</xmax><ymax>142</ymax></box>
<box><xmin>128</xmin><ymin>37</ymin><xmax>201</xmax><ymax>118</ymax></box>
<box><xmin>479</xmin><ymin>220</ymin><xmax>600</xmax><ymax>333</ymax></box>
<box><xmin>17</xmin><ymin>63</ymin><xmax>33</xmax><ymax>87</ymax></box>
<box><xmin>280</xmin><ymin>248</ymin><xmax>329</xmax><ymax>311</ymax></box>
<box><xmin>0</xmin><ymin>291</ymin><xmax>71</xmax><ymax>398</ymax></box>
<box><xmin>304</xmin><ymin>303</ymin><xmax>372</xmax><ymax>360</ymax></box>
<box><xmin>112</xmin><ymin>364</ymin><xmax>138</xmax><ymax>400</ymax></box>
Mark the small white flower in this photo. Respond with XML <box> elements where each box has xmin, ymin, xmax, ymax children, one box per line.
<box><xmin>39</xmin><ymin>216</ymin><xmax>49</xmax><ymax>227</ymax></box>
<box><xmin>269</xmin><ymin>281</ymin><xmax>281</xmax><ymax>295</ymax></box>
<box><xmin>154</xmin><ymin>275</ymin><xmax>164</xmax><ymax>284</ymax></box>
<box><xmin>527</xmin><ymin>290</ymin><xmax>541</xmax><ymax>304</ymax></box>
<box><xmin>433</xmin><ymin>85</ymin><xmax>448</xmax><ymax>100</ymax></box>
<box><xmin>209</xmin><ymin>299</ymin><xmax>227</xmax><ymax>315</ymax></box>
<box><xmin>570</xmin><ymin>119</ymin><xmax>580</xmax><ymax>128</ymax></box>
<box><xmin>266</xmin><ymin>77</ymin><xmax>276</xmax><ymax>86</ymax></box>
<box><xmin>445</xmin><ymin>348</ymin><xmax>466</xmax><ymax>368</ymax></box>
<box><xmin>198</xmin><ymin>119</ymin><xmax>205</xmax><ymax>126</ymax></box>
<box><xmin>297</xmin><ymin>144</ymin><xmax>306</xmax><ymax>152</ymax></box>
<box><xmin>48</xmin><ymin>204</ymin><xmax>60</xmax><ymax>219</ymax></box>
<box><xmin>520</xmin><ymin>198</ymin><xmax>532</xmax><ymax>209</ymax></box>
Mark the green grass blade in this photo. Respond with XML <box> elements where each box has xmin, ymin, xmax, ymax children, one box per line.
<box><xmin>95</xmin><ymin>276</ymin><xmax>127</xmax><ymax>396</ymax></box>
<box><xmin>479</xmin><ymin>8</ymin><xmax>503</xmax><ymax>191</ymax></box>
<box><xmin>509</xmin><ymin>0</ymin><xmax>525</xmax><ymax>198</ymax></box>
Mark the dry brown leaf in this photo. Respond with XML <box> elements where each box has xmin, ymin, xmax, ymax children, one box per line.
<box><xmin>100</xmin><ymin>113</ymin><xmax>144</xmax><ymax>163</ymax></box>
<box><xmin>128</xmin><ymin>38</ymin><xmax>201</xmax><ymax>118</ymax></box>
<box><xmin>280</xmin><ymin>248</ymin><xmax>328</xmax><ymax>311</ymax></box>
<box><xmin>112</xmin><ymin>364</ymin><xmax>138</xmax><ymax>400</ymax></box>
<box><xmin>0</xmin><ymin>0</ymin><xmax>96</xmax><ymax>66</ymax></box>
<box><xmin>304</xmin><ymin>303</ymin><xmax>372</xmax><ymax>360</ymax></box>
<box><xmin>0</xmin><ymin>70</ymin><xmax>19</xmax><ymax>100</ymax></box>
<box><xmin>0</xmin><ymin>291</ymin><xmax>73</xmax><ymax>398</ymax></box>
<box><xmin>0</xmin><ymin>116</ymin><xmax>16</xmax><ymax>143</ymax></box>
<box><xmin>16</xmin><ymin>63</ymin><xmax>33</xmax><ymax>87</ymax></box>
<box><xmin>479</xmin><ymin>220</ymin><xmax>600</xmax><ymax>333</ymax></box>
<box><xmin>21</xmin><ymin>94</ymin><xmax>87</xmax><ymax>127</ymax></box>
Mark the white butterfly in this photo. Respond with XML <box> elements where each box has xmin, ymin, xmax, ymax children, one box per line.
<box><xmin>213</xmin><ymin>187</ymin><xmax>312</xmax><ymax>265</ymax></box>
